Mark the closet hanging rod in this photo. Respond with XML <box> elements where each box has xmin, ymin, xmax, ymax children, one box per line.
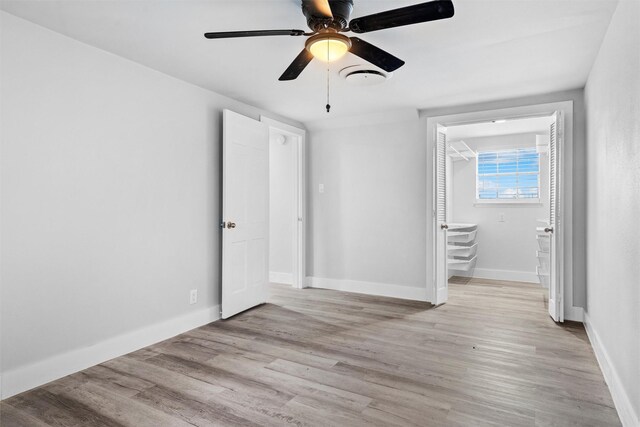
<box><xmin>458</xmin><ymin>140</ymin><xmax>475</xmax><ymax>156</ymax></box>
<box><xmin>449</xmin><ymin>144</ymin><xmax>469</xmax><ymax>161</ymax></box>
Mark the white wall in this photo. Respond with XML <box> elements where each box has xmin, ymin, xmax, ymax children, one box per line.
<box><xmin>269</xmin><ymin>133</ymin><xmax>294</xmax><ymax>283</ymax></box>
<box><xmin>306</xmin><ymin>115</ymin><xmax>427</xmax><ymax>297</ymax></box>
<box><xmin>584</xmin><ymin>0</ymin><xmax>640</xmax><ymax>425</ymax></box>
<box><xmin>451</xmin><ymin>133</ymin><xmax>548</xmax><ymax>281</ymax></box>
<box><xmin>306</xmin><ymin>90</ymin><xmax>585</xmax><ymax>304</ymax></box>
<box><xmin>0</xmin><ymin>12</ymin><xmax>300</xmax><ymax>398</ymax></box>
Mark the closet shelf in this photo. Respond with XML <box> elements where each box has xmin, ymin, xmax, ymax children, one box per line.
<box><xmin>536</xmin><ymin>234</ymin><xmax>550</xmax><ymax>252</ymax></box>
<box><xmin>537</xmin><ymin>265</ymin><xmax>549</xmax><ymax>276</ymax></box>
<box><xmin>448</xmin><ymin>229</ymin><xmax>477</xmax><ymax>244</ymax></box>
<box><xmin>446</xmin><ymin>223</ymin><xmax>478</xmax><ymax>273</ymax></box>
<box><xmin>537</xmin><ymin>266</ymin><xmax>550</xmax><ymax>288</ymax></box>
<box><xmin>536</xmin><ymin>232</ymin><xmax>550</xmax><ymax>285</ymax></box>
<box><xmin>537</xmin><ymin>250</ymin><xmax>550</xmax><ymax>273</ymax></box>
<box><xmin>447</xmin><ymin>141</ymin><xmax>476</xmax><ymax>162</ymax></box>
<box><xmin>448</xmin><ymin>223</ymin><xmax>477</xmax><ymax>232</ymax></box>
<box><xmin>448</xmin><ymin>243</ymin><xmax>478</xmax><ymax>258</ymax></box>
<box><xmin>449</xmin><ymin>255</ymin><xmax>477</xmax><ymax>271</ymax></box>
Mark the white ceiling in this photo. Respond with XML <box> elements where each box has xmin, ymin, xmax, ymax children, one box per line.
<box><xmin>447</xmin><ymin>115</ymin><xmax>554</xmax><ymax>140</ymax></box>
<box><xmin>0</xmin><ymin>0</ymin><xmax>618</xmax><ymax>124</ymax></box>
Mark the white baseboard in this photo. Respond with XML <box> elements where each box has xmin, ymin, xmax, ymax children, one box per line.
<box><xmin>1</xmin><ymin>305</ymin><xmax>220</xmax><ymax>400</ymax></box>
<box><xmin>584</xmin><ymin>312</ymin><xmax>639</xmax><ymax>427</ymax></box>
<box><xmin>565</xmin><ymin>306</ymin><xmax>583</xmax><ymax>322</ymax></box>
<box><xmin>454</xmin><ymin>267</ymin><xmax>539</xmax><ymax>283</ymax></box>
<box><xmin>269</xmin><ymin>271</ymin><xmax>294</xmax><ymax>285</ymax></box>
<box><xmin>306</xmin><ymin>277</ymin><xmax>427</xmax><ymax>301</ymax></box>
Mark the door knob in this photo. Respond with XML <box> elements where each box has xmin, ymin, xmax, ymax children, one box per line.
<box><xmin>226</xmin><ymin>221</ymin><xmax>236</xmax><ymax>229</ymax></box>
<box><xmin>441</xmin><ymin>224</ymin><xmax>449</xmax><ymax>230</ymax></box>
<box><xmin>544</xmin><ymin>227</ymin><xmax>554</xmax><ymax>233</ymax></box>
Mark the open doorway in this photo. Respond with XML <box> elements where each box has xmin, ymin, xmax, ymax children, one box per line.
<box><xmin>445</xmin><ymin>116</ymin><xmax>554</xmax><ymax>282</ymax></box>
<box><xmin>444</xmin><ymin>115</ymin><xmax>555</xmax><ymax>300</ymax></box>
<box><xmin>427</xmin><ymin>101</ymin><xmax>576</xmax><ymax>322</ymax></box>
<box><xmin>260</xmin><ymin>116</ymin><xmax>306</xmax><ymax>290</ymax></box>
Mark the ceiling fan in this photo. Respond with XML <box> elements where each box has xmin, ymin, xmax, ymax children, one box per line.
<box><xmin>204</xmin><ymin>0</ymin><xmax>455</xmax><ymax>81</ymax></box>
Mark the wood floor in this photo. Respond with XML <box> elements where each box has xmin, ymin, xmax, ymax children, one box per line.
<box><xmin>1</xmin><ymin>278</ymin><xmax>621</xmax><ymax>426</ymax></box>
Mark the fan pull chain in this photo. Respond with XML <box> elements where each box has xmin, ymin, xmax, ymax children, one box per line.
<box><xmin>326</xmin><ymin>40</ymin><xmax>331</xmax><ymax>113</ymax></box>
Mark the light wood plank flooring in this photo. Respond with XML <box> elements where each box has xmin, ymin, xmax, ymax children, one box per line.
<box><xmin>1</xmin><ymin>278</ymin><xmax>621</xmax><ymax>426</ymax></box>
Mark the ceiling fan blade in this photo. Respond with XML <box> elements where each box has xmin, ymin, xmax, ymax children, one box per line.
<box><xmin>279</xmin><ymin>49</ymin><xmax>314</xmax><ymax>81</ymax></box>
<box><xmin>348</xmin><ymin>37</ymin><xmax>405</xmax><ymax>72</ymax></box>
<box><xmin>204</xmin><ymin>29</ymin><xmax>306</xmax><ymax>39</ymax></box>
<box><xmin>349</xmin><ymin>0</ymin><xmax>454</xmax><ymax>34</ymax></box>
<box><xmin>302</xmin><ymin>0</ymin><xmax>333</xmax><ymax>18</ymax></box>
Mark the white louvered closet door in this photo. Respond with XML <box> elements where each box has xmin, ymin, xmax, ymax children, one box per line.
<box><xmin>548</xmin><ymin>111</ymin><xmax>564</xmax><ymax>322</ymax></box>
<box><xmin>434</xmin><ymin>126</ymin><xmax>449</xmax><ymax>305</ymax></box>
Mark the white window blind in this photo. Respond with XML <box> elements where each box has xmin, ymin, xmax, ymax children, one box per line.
<box><xmin>476</xmin><ymin>147</ymin><xmax>540</xmax><ymax>200</ymax></box>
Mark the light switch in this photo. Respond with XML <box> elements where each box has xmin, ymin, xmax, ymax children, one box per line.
<box><xmin>319</xmin><ymin>184</ymin><xmax>325</xmax><ymax>194</ymax></box>
<box><xmin>498</xmin><ymin>213</ymin><xmax>505</xmax><ymax>222</ymax></box>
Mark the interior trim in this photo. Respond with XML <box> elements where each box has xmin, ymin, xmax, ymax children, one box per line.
<box><xmin>1</xmin><ymin>305</ymin><xmax>221</xmax><ymax>400</ymax></box>
<box><xmin>269</xmin><ymin>272</ymin><xmax>294</xmax><ymax>285</ymax></box>
<box><xmin>584</xmin><ymin>312</ymin><xmax>639</xmax><ymax>427</ymax></box>
<box><xmin>453</xmin><ymin>268</ymin><xmax>539</xmax><ymax>284</ymax></box>
<box><xmin>306</xmin><ymin>276</ymin><xmax>428</xmax><ymax>301</ymax></box>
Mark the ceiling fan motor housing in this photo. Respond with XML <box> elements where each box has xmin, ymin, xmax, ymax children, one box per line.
<box><xmin>303</xmin><ymin>0</ymin><xmax>354</xmax><ymax>32</ymax></box>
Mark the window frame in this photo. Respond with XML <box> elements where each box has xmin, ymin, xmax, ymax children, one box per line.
<box><xmin>475</xmin><ymin>147</ymin><xmax>541</xmax><ymax>204</ymax></box>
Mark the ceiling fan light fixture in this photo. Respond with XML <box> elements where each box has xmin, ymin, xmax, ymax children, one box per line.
<box><xmin>305</xmin><ymin>33</ymin><xmax>351</xmax><ymax>62</ymax></box>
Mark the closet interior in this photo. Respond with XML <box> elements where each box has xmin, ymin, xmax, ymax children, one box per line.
<box><xmin>444</xmin><ymin>116</ymin><xmax>554</xmax><ymax>286</ymax></box>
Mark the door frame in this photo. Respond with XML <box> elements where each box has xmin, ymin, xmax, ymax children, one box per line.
<box><xmin>260</xmin><ymin>116</ymin><xmax>307</xmax><ymax>289</ymax></box>
<box><xmin>425</xmin><ymin>101</ymin><xmax>577</xmax><ymax>319</ymax></box>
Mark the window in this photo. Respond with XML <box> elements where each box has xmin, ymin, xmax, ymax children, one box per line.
<box><xmin>476</xmin><ymin>147</ymin><xmax>540</xmax><ymax>201</ymax></box>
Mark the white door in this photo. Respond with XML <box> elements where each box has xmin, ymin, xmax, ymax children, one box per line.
<box><xmin>434</xmin><ymin>126</ymin><xmax>449</xmax><ymax>305</ymax></box>
<box><xmin>222</xmin><ymin>110</ymin><xmax>269</xmax><ymax>319</ymax></box>
<box><xmin>547</xmin><ymin>111</ymin><xmax>564</xmax><ymax>322</ymax></box>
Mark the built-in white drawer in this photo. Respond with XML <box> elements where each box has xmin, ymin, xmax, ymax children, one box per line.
<box><xmin>537</xmin><ymin>250</ymin><xmax>550</xmax><ymax>271</ymax></box>
<box><xmin>448</xmin><ymin>255</ymin><xmax>477</xmax><ymax>271</ymax></box>
<box><xmin>536</xmin><ymin>234</ymin><xmax>550</xmax><ymax>252</ymax></box>
<box><xmin>448</xmin><ymin>242</ymin><xmax>478</xmax><ymax>258</ymax></box>
<box><xmin>537</xmin><ymin>265</ymin><xmax>549</xmax><ymax>288</ymax></box>
<box><xmin>448</xmin><ymin>229</ymin><xmax>477</xmax><ymax>244</ymax></box>
<box><xmin>448</xmin><ymin>223</ymin><xmax>478</xmax><ymax>232</ymax></box>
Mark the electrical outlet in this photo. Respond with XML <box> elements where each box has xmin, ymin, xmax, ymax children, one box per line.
<box><xmin>499</xmin><ymin>213</ymin><xmax>506</xmax><ymax>222</ymax></box>
<box><xmin>189</xmin><ymin>289</ymin><xmax>197</xmax><ymax>305</ymax></box>
<box><xmin>319</xmin><ymin>183</ymin><xmax>325</xmax><ymax>194</ymax></box>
